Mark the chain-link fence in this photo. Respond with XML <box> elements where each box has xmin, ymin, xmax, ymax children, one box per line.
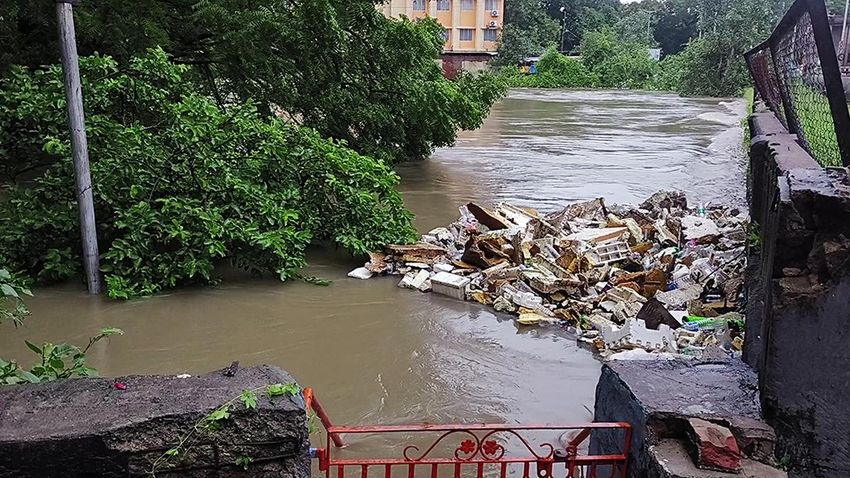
<box><xmin>745</xmin><ymin>0</ymin><xmax>850</xmax><ymax>167</ymax></box>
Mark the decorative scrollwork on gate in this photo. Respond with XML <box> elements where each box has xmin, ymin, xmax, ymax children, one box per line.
<box><xmin>402</xmin><ymin>428</ymin><xmax>555</xmax><ymax>463</ymax></box>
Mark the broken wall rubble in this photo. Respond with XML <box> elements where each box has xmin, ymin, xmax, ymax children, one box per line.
<box><xmin>358</xmin><ymin>193</ymin><xmax>748</xmax><ymax>362</ymax></box>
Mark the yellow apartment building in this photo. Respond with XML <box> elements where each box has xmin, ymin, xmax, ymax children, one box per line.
<box><xmin>380</xmin><ymin>0</ymin><xmax>505</xmax><ymax>55</ymax></box>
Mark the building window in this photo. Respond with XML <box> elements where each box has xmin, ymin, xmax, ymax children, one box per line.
<box><xmin>485</xmin><ymin>0</ymin><xmax>499</xmax><ymax>12</ymax></box>
<box><xmin>440</xmin><ymin>29</ymin><xmax>450</xmax><ymax>42</ymax></box>
<box><xmin>461</xmin><ymin>0</ymin><xmax>474</xmax><ymax>11</ymax></box>
<box><xmin>413</xmin><ymin>0</ymin><xmax>425</xmax><ymax>11</ymax></box>
<box><xmin>484</xmin><ymin>28</ymin><xmax>498</xmax><ymax>42</ymax></box>
<box><xmin>437</xmin><ymin>0</ymin><xmax>450</xmax><ymax>11</ymax></box>
<box><xmin>459</xmin><ymin>28</ymin><xmax>473</xmax><ymax>41</ymax></box>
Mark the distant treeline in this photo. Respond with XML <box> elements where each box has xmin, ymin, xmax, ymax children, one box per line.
<box><xmin>496</xmin><ymin>0</ymin><xmax>843</xmax><ymax>97</ymax></box>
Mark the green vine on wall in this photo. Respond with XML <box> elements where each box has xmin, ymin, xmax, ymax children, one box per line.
<box><xmin>149</xmin><ymin>382</ymin><xmax>302</xmax><ymax>476</ymax></box>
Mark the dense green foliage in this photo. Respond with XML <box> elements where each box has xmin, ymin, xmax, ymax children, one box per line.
<box><xmin>496</xmin><ymin>0</ymin><xmax>560</xmax><ymax>67</ymax></box>
<box><xmin>0</xmin><ymin>50</ymin><xmax>417</xmax><ymax>298</ymax></box>
<box><xmin>0</xmin><ymin>0</ymin><xmax>504</xmax><ymax>165</ymax></box>
<box><xmin>501</xmin><ymin>33</ymin><xmax>660</xmax><ymax>91</ymax></box>
<box><xmin>580</xmin><ymin>29</ymin><xmax>658</xmax><ymax>90</ymax></box>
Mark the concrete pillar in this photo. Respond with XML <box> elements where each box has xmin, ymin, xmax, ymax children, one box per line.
<box><xmin>451</xmin><ymin>1</ymin><xmax>460</xmax><ymax>50</ymax></box>
<box><xmin>475</xmin><ymin>0</ymin><xmax>484</xmax><ymax>51</ymax></box>
<box><xmin>405</xmin><ymin>0</ymin><xmax>413</xmax><ymax>18</ymax></box>
<box><xmin>429</xmin><ymin>0</ymin><xmax>437</xmax><ymax>17</ymax></box>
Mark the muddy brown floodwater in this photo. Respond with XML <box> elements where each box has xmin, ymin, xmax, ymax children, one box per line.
<box><xmin>0</xmin><ymin>89</ymin><xmax>745</xmax><ymax>448</ymax></box>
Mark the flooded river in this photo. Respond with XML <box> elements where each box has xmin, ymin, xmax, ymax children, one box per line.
<box><xmin>0</xmin><ymin>90</ymin><xmax>745</xmax><ymax>437</ymax></box>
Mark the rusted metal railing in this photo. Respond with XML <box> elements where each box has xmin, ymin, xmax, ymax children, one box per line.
<box><xmin>744</xmin><ymin>0</ymin><xmax>850</xmax><ymax>167</ymax></box>
<box><xmin>314</xmin><ymin>423</ymin><xmax>632</xmax><ymax>478</ymax></box>
<box><xmin>304</xmin><ymin>387</ymin><xmax>348</xmax><ymax>448</ymax></box>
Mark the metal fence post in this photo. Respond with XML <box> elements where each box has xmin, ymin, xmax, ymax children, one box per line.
<box><xmin>807</xmin><ymin>0</ymin><xmax>850</xmax><ymax>166</ymax></box>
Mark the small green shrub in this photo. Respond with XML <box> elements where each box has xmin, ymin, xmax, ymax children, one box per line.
<box><xmin>0</xmin><ymin>327</ymin><xmax>123</xmax><ymax>385</ymax></box>
<box><xmin>0</xmin><ymin>268</ymin><xmax>30</xmax><ymax>327</ymax></box>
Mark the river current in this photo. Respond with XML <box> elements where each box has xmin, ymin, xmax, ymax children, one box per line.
<box><xmin>0</xmin><ymin>89</ymin><xmax>746</xmax><ymax>441</ymax></box>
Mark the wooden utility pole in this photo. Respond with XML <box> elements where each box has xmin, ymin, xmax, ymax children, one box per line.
<box><xmin>56</xmin><ymin>0</ymin><xmax>102</xmax><ymax>294</ymax></box>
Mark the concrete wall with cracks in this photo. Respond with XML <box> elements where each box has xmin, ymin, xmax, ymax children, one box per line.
<box><xmin>745</xmin><ymin>108</ymin><xmax>850</xmax><ymax>477</ymax></box>
<box><xmin>0</xmin><ymin>365</ymin><xmax>311</xmax><ymax>478</ymax></box>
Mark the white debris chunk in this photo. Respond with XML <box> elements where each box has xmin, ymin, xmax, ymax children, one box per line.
<box><xmin>348</xmin><ymin>267</ymin><xmax>374</xmax><ymax>280</ymax></box>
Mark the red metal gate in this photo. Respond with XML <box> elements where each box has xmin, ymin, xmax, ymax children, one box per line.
<box><xmin>313</xmin><ymin>423</ymin><xmax>631</xmax><ymax>478</ymax></box>
<box><xmin>305</xmin><ymin>389</ymin><xmax>631</xmax><ymax>478</ymax></box>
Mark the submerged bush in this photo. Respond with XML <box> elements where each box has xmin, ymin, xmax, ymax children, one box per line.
<box><xmin>0</xmin><ymin>49</ymin><xmax>417</xmax><ymax>298</ymax></box>
<box><xmin>500</xmin><ymin>47</ymin><xmax>596</xmax><ymax>88</ymax></box>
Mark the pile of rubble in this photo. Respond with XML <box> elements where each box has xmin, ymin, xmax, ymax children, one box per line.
<box><xmin>350</xmin><ymin>191</ymin><xmax>748</xmax><ymax>360</ymax></box>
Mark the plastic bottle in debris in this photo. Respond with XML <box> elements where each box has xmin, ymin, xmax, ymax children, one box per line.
<box><xmin>683</xmin><ymin>316</ymin><xmax>728</xmax><ymax>332</ymax></box>
<box><xmin>697</xmin><ymin>203</ymin><xmax>706</xmax><ymax>218</ymax></box>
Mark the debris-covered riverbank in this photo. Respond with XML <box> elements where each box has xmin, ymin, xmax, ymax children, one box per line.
<box><xmin>350</xmin><ymin>191</ymin><xmax>748</xmax><ymax>361</ymax></box>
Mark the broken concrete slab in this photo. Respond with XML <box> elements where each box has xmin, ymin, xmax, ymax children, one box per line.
<box><xmin>682</xmin><ymin>216</ymin><xmax>721</xmax><ymax>243</ymax></box>
<box><xmin>398</xmin><ymin>269</ymin><xmax>430</xmax><ymax>290</ymax></box>
<box><xmin>590</xmin><ymin>359</ymin><xmax>775</xmax><ymax>478</ymax></box>
<box><xmin>641</xmin><ymin>191</ymin><xmax>688</xmax><ymax>216</ymax></box>
<box><xmin>649</xmin><ymin>439</ymin><xmax>786</xmax><ymax>478</ymax></box>
<box><xmin>656</xmin><ymin>285</ymin><xmax>705</xmax><ymax>310</ymax></box>
<box><xmin>0</xmin><ymin>365</ymin><xmax>310</xmax><ymax>478</ymax></box>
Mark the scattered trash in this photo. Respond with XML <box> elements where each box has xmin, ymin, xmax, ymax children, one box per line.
<box><xmin>353</xmin><ymin>191</ymin><xmax>748</xmax><ymax>361</ymax></box>
<box><xmin>113</xmin><ymin>381</ymin><xmax>127</xmax><ymax>390</ymax></box>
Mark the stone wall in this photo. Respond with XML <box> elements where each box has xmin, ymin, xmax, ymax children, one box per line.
<box><xmin>745</xmin><ymin>109</ymin><xmax>850</xmax><ymax>477</ymax></box>
<box><xmin>0</xmin><ymin>365</ymin><xmax>311</xmax><ymax>477</ymax></box>
<box><xmin>590</xmin><ymin>360</ymin><xmax>783</xmax><ymax>478</ymax></box>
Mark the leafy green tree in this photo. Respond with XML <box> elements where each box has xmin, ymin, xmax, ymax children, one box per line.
<box><xmin>0</xmin><ymin>0</ymin><xmax>504</xmax><ymax>165</ymax></box>
<box><xmin>536</xmin><ymin>47</ymin><xmax>593</xmax><ymax>83</ymax></box>
<box><xmin>669</xmin><ymin>0</ymin><xmax>788</xmax><ymax>96</ymax></box>
<box><xmin>547</xmin><ymin>0</ymin><xmax>620</xmax><ymax>53</ymax></box>
<box><xmin>0</xmin><ymin>49</ymin><xmax>417</xmax><ymax>298</ymax></box>
<box><xmin>653</xmin><ymin>0</ymin><xmax>698</xmax><ymax>55</ymax></box>
<box><xmin>615</xmin><ymin>3</ymin><xmax>660</xmax><ymax>46</ymax></box>
<box><xmin>580</xmin><ymin>28</ymin><xmax>619</xmax><ymax>71</ymax></box>
<box><xmin>581</xmin><ymin>29</ymin><xmax>658</xmax><ymax>89</ymax></box>
<box><xmin>495</xmin><ymin>0</ymin><xmax>560</xmax><ymax>66</ymax></box>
